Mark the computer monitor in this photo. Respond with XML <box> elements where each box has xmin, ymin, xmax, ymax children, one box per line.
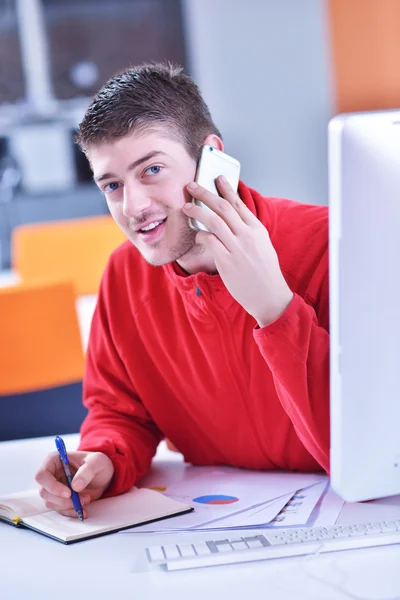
<box><xmin>329</xmin><ymin>109</ymin><xmax>400</xmax><ymax>502</ymax></box>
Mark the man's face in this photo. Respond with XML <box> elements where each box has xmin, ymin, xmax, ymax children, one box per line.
<box><xmin>88</xmin><ymin>129</ymin><xmax>199</xmax><ymax>266</ymax></box>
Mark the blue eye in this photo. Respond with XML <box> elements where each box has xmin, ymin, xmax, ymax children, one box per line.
<box><xmin>145</xmin><ymin>165</ymin><xmax>162</xmax><ymax>176</ymax></box>
<box><xmin>104</xmin><ymin>182</ymin><xmax>120</xmax><ymax>193</ymax></box>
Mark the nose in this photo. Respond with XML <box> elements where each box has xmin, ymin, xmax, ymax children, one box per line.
<box><xmin>122</xmin><ymin>182</ymin><xmax>152</xmax><ymax>218</ymax></box>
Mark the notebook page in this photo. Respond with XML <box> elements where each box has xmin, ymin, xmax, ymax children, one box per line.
<box><xmin>0</xmin><ymin>489</ymin><xmax>47</xmax><ymax>519</ymax></box>
<box><xmin>22</xmin><ymin>487</ymin><xmax>190</xmax><ymax>542</ymax></box>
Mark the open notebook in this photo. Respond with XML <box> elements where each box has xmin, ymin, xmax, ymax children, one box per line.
<box><xmin>0</xmin><ymin>486</ymin><xmax>193</xmax><ymax>544</ymax></box>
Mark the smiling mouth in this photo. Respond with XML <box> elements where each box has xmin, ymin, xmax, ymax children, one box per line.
<box><xmin>138</xmin><ymin>218</ymin><xmax>167</xmax><ymax>233</ymax></box>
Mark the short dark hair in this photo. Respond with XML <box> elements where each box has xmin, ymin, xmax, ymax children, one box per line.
<box><xmin>76</xmin><ymin>62</ymin><xmax>222</xmax><ymax>160</ymax></box>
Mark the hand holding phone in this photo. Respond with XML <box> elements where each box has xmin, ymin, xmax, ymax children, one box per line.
<box><xmin>188</xmin><ymin>145</ymin><xmax>241</xmax><ymax>232</ymax></box>
<box><xmin>183</xmin><ymin>150</ymin><xmax>293</xmax><ymax>328</ymax></box>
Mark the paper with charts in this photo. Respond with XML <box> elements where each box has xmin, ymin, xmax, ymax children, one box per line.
<box><xmin>120</xmin><ymin>462</ymin><xmax>344</xmax><ymax>534</ymax></box>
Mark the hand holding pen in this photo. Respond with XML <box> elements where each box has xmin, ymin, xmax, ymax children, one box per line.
<box><xmin>55</xmin><ymin>436</ymin><xmax>85</xmax><ymax>521</ymax></box>
<box><xmin>34</xmin><ymin>440</ymin><xmax>115</xmax><ymax>519</ymax></box>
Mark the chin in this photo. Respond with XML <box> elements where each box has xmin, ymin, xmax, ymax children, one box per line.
<box><xmin>136</xmin><ymin>244</ymin><xmax>180</xmax><ymax>267</ymax></box>
<box><xmin>141</xmin><ymin>242</ymin><xmax>199</xmax><ymax>268</ymax></box>
<box><xmin>142</xmin><ymin>255</ymin><xmax>172</xmax><ymax>267</ymax></box>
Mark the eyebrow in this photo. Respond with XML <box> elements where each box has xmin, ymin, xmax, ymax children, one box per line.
<box><xmin>93</xmin><ymin>150</ymin><xmax>168</xmax><ymax>183</ymax></box>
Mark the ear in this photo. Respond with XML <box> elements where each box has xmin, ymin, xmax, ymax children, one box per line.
<box><xmin>202</xmin><ymin>134</ymin><xmax>224</xmax><ymax>152</ymax></box>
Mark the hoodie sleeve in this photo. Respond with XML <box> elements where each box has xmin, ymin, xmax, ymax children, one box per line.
<box><xmin>78</xmin><ymin>265</ymin><xmax>163</xmax><ymax>497</ymax></box>
<box><xmin>253</xmin><ymin>269</ymin><xmax>330</xmax><ymax>473</ymax></box>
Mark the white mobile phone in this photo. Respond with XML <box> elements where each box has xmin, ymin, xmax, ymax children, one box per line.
<box><xmin>188</xmin><ymin>144</ymin><xmax>241</xmax><ymax>232</ymax></box>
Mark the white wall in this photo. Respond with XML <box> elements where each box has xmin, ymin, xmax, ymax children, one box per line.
<box><xmin>182</xmin><ymin>0</ymin><xmax>334</xmax><ymax>205</ymax></box>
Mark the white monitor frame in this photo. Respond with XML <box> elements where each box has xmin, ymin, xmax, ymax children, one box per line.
<box><xmin>329</xmin><ymin>109</ymin><xmax>400</xmax><ymax>501</ymax></box>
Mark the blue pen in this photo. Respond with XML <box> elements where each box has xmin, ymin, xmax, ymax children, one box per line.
<box><xmin>55</xmin><ymin>436</ymin><xmax>84</xmax><ymax>522</ymax></box>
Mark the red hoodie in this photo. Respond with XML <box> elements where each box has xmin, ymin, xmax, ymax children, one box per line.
<box><xmin>79</xmin><ymin>182</ymin><xmax>330</xmax><ymax>497</ymax></box>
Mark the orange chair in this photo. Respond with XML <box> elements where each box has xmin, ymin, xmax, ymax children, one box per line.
<box><xmin>0</xmin><ymin>281</ymin><xmax>87</xmax><ymax>440</ymax></box>
<box><xmin>12</xmin><ymin>215</ymin><xmax>126</xmax><ymax>295</ymax></box>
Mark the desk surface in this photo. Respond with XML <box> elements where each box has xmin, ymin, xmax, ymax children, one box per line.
<box><xmin>1</xmin><ymin>435</ymin><xmax>400</xmax><ymax>600</ymax></box>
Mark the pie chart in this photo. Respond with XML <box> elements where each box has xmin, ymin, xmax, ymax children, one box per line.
<box><xmin>192</xmin><ymin>494</ymin><xmax>239</xmax><ymax>505</ymax></box>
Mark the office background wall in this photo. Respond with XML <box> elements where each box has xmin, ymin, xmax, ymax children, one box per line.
<box><xmin>0</xmin><ymin>0</ymin><xmax>188</xmax><ymax>267</ymax></box>
<box><xmin>182</xmin><ymin>0</ymin><xmax>334</xmax><ymax>206</ymax></box>
<box><xmin>2</xmin><ymin>0</ymin><xmax>399</xmax><ymax>268</ymax></box>
<box><xmin>328</xmin><ymin>0</ymin><xmax>400</xmax><ymax>114</ymax></box>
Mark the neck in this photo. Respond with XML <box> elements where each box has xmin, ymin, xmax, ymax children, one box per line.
<box><xmin>176</xmin><ymin>243</ymin><xmax>217</xmax><ymax>275</ymax></box>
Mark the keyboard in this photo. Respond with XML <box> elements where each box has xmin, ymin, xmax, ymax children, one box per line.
<box><xmin>146</xmin><ymin>519</ymin><xmax>400</xmax><ymax>571</ymax></box>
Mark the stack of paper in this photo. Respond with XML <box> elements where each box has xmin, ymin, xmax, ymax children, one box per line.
<box><xmin>120</xmin><ymin>462</ymin><xmax>344</xmax><ymax>534</ymax></box>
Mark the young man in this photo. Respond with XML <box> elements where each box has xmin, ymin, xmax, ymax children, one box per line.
<box><xmin>35</xmin><ymin>63</ymin><xmax>329</xmax><ymax>519</ymax></box>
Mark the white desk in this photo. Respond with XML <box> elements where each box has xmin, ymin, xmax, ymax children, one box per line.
<box><xmin>1</xmin><ymin>435</ymin><xmax>400</xmax><ymax>600</ymax></box>
<box><xmin>0</xmin><ymin>269</ymin><xmax>96</xmax><ymax>351</ymax></box>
